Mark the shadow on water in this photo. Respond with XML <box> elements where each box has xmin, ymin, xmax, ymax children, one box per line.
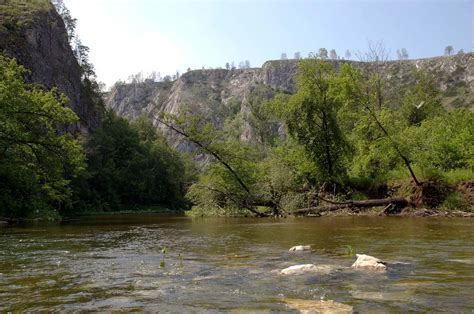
<box><xmin>0</xmin><ymin>214</ymin><xmax>473</xmax><ymax>312</ymax></box>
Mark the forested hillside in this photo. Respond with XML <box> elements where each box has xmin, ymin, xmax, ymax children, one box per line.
<box><xmin>0</xmin><ymin>0</ymin><xmax>192</xmax><ymax>220</ymax></box>
<box><xmin>0</xmin><ymin>0</ymin><xmax>472</xmax><ymax>221</ymax></box>
<box><xmin>106</xmin><ymin>53</ymin><xmax>473</xmax><ymax>151</ymax></box>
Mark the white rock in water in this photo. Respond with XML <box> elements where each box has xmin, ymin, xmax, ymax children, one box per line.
<box><xmin>281</xmin><ymin>264</ymin><xmax>318</xmax><ymax>275</ymax></box>
<box><xmin>289</xmin><ymin>245</ymin><xmax>311</xmax><ymax>252</ymax></box>
<box><xmin>351</xmin><ymin>254</ymin><xmax>387</xmax><ymax>270</ymax></box>
<box><xmin>280</xmin><ymin>264</ymin><xmax>335</xmax><ymax>276</ymax></box>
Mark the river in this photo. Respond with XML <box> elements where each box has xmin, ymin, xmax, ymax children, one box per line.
<box><xmin>1</xmin><ymin>215</ymin><xmax>473</xmax><ymax>312</ymax></box>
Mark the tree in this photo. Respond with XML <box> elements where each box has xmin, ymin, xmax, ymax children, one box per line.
<box><xmin>156</xmin><ymin>112</ymin><xmax>272</xmax><ymax>217</ymax></box>
<box><xmin>280</xmin><ymin>53</ymin><xmax>287</xmax><ymax>60</ymax></box>
<box><xmin>147</xmin><ymin>71</ymin><xmax>161</xmax><ymax>82</ymax></box>
<box><xmin>401</xmin><ymin>48</ymin><xmax>409</xmax><ymax>60</ymax></box>
<box><xmin>0</xmin><ymin>55</ymin><xmax>84</xmax><ymax>218</ymax></box>
<box><xmin>399</xmin><ymin>70</ymin><xmax>444</xmax><ymax>126</ymax></box>
<box><xmin>72</xmin><ymin>37</ymin><xmax>95</xmax><ymax>79</ymax></box>
<box><xmin>128</xmin><ymin>72</ymin><xmax>144</xmax><ymax>84</ymax></box>
<box><xmin>318</xmin><ymin>48</ymin><xmax>328</xmax><ymax>59</ymax></box>
<box><xmin>52</xmin><ymin>0</ymin><xmax>77</xmax><ymax>43</ymax></box>
<box><xmin>337</xmin><ymin>63</ymin><xmax>422</xmax><ymax>185</ymax></box>
<box><xmin>225</xmin><ymin>62</ymin><xmax>230</xmax><ymax>70</ymax></box>
<box><xmin>356</xmin><ymin>41</ymin><xmax>390</xmax><ymax>108</ymax></box>
<box><xmin>356</xmin><ymin>40</ymin><xmax>390</xmax><ymax>62</ymax></box>
<box><xmin>277</xmin><ymin>59</ymin><xmax>350</xmax><ymax>182</ymax></box>
<box><xmin>72</xmin><ymin>113</ymin><xmax>190</xmax><ymax>212</ymax></box>
<box><xmin>444</xmin><ymin>45</ymin><xmax>453</xmax><ymax>56</ymax></box>
<box><xmin>397</xmin><ymin>48</ymin><xmax>409</xmax><ymax>60</ymax></box>
<box><xmin>457</xmin><ymin>49</ymin><xmax>464</xmax><ymax>55</ymax></box>
<box><xmin>344</xmin><ymin>50</ymin><xmax>351</xmax><ymax>60</ymax></box>
<box><xmin>329</xmin><ymin>49</ymin><xmax>338</xmax><ymax>60</ymax></box>
<box><xmin>245</xmin><ymin>60</ymin><xmax>251</xmax><ymax>68</ymax></box>
<box><xmin>294</xmin><ymin>52</ymin><xmax>301</xmax><ymax>59</ymax></box>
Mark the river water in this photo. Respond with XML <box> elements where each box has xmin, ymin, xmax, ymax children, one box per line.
<box><xmin>1</xmin><ymin>215</ymin><xmax>473</xmax><ymax>312</ymax></box>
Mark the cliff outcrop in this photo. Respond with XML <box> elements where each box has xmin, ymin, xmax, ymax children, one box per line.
<box><xmin>0</xmin><ymin>0</ymin><xmax>101</xmax><ymax>132</ymax></box>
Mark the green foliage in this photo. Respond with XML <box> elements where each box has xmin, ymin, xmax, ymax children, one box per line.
<box><xmin>399</xmin><ymin>70</ymin><xmax>445</xmax><ymax>126</ymax></box>
<box><xmin>441</xmin><ymin>192</ymin><xmax>466</xmax><ymax>211</ymax></box>
<box><xmin>0</xmin><ymin>54</ymin><xmax>84</xmax><ymax>218</ymax></box>
<box><xmin>276</xmin><ymin>59</ymin><xmax>350</xmax><ymax>182</ymax></box>
<box><xmin>336</xmin><ymin>63</ymin><xmax>473</xmax><ymax>185</ymax></box>
<box><xmin>344</xmin><ymin>245</ymin><xmax>355</xmax><ymax>257</ymax></box>
<box><xmin>181</xmin><ymin>60</ymin><xmax>473</xmax><ymax>215</ymax></box>
<box><xmin>0</xmin><ymin>0</ymin><xmax>51</xmax><ymax>31</ymax></box>
<box><xmin>402</xmin><ymin>109</ymin><xmax>473</xmax><ymax>171</ymax></box>
<box><xmin>244</xmin><ymin>84</ymin><xmax>280</xmax><ymax>145</ymax></box>
<box><xmin>167</xmin><ymin>60</ymin><xmax>474</xmax><ymax>216</ymax></box>
<box><xmin>70</xmin><ymin>113</ymin><xmax>192</xmax><ymax>213</ymax></box>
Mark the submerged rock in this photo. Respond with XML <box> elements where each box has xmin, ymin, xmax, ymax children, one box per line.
<box><xmin>289</xmin><ymin>245</ymin><xmax>312</xmax><ymax>252</ymax></box>
<box><xmin>351</xmin><ymin>254</ymin><xmax>387</xmax><ymax>271</ymax></box>
<box><xmin>283</xmin><ymin>298</ymin><xmax>353</xmax><ymax>313</ymax></box>
<box><xmin>280</xmin><ymin>264</ymin><xmax>334</xmax><ymax>275</ymax></box>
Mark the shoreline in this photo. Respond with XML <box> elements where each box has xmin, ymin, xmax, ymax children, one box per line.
<box><xmin>1</xmin><ymin>207</ymin><xmax>472</xmax><ymax>226</ymax></box>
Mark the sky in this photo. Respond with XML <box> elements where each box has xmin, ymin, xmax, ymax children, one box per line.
<box><xmin>63</xmin><ymin>0</ymin><xmax>473</xmax><ymax>87</ymax></box>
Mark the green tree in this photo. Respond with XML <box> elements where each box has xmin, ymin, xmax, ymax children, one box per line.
<box><xmin>277</xmin><ymin>59</ymin><xmax>350</xmax><ymax>182</ymax></box>
<box><xmin>0</xmin><ymin>54</ymin><xmax>84</xmax><ymax>218</ymax></box>
<box><xmin>71</xmin><ymin>112</ymin><xmax>190</xmax><ymax>212</ymax></box>
<box><xmin>337</xmin><ymin>63</ymin><xmax>421</xmax><ymax>185</ymax></box>
<box><xmin>399</xmin><ymin>70</ymin><xmax>445</xmax><ymax>126</ymax></box>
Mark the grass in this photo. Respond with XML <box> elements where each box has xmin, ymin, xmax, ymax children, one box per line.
<box><xmin>376</xmin><ymin>166</ymin><xmax>472</xmax><ymax>185</ymax></box>
<box><xmin>440</xmin><ymin>193</ymin><xmax>465</xmax><ymax>211</ymax></box>
<box><xmin>0</xmin><ymin>0</ymin><xmax>52</xmax><ymax>34</ymax></box>
<box><xmin>441</xmin><ymin>168</ymin><xmax>473</xmax><ymax>185</ymax></box>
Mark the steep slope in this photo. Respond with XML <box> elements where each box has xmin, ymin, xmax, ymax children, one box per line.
<box><xmin>106</xmin><ymin>54</ymin><xmax>473</xmax><ymax>150</ymax></box>
<box><xmin>0</xmin><ymin>0</ymin><xmax>101</xmax><ymax>132</ymax></box>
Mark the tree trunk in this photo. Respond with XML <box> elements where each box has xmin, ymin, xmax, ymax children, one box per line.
<box><xmin>291</xmin><ymin>197</ymin><xmax>409</xmax><ymax>216</ymax></box>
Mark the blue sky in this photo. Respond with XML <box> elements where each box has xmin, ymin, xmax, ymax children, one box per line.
<box><xmin>64</xmin><ymin>0</ymin><xmax>473</xmax><ymax>87</ymax></box>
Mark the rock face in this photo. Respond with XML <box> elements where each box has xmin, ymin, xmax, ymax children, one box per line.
<box><xmin>0</xmin><ymin>0</ymin><xmax>101</xmax><ymax>132</ymax></box>
<box><xmin>351</xmin><ymin>254</ymin><xmax>387</xmax><ymax>270</ymax></box>
<box><xmin>289</xmin><ymin>245</ymin><xmax>312</xmax><ymax>252</ymax></box>
<box><xmin>106</xmin><ymin>54</ymin><xmax>473</xmax><ymax>151</ymax></box>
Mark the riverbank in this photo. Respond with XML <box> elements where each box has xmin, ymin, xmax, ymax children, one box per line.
<box><xmin>0</xmin><ymin>206</ymin><xmax>184</xmax><ymax>226</ymax></box>
<box><xmin>314</xmin><ymin>207</ymin><xmax>474</xmax><ymax>218</ymax></box>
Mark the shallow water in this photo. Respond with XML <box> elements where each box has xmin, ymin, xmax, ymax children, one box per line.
<box><xmin>1</xmin><ymin>215</ymin><xmax>473</xmax><ymax>312</ymax></box>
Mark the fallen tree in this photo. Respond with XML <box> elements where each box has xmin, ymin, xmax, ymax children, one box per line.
<box><xmin>290</xmin><ymin>197</ymin><xmax>409</xmax><ymax>216</ymax></box>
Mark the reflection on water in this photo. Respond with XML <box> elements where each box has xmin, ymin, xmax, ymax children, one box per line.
<box><xmin>0</xmin><ymin>215</ymin><xmax>473</xmax><ymax>312</ymax></box>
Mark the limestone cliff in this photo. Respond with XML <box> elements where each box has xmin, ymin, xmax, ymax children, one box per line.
<box><xmin>106</xmin><ymin>53</ymin><xmax>473</xmax><ymax>151</ymax></box>
<box><xmin>0</xmin><ymin>0</ymin><xmax>101</xmax><ymax>132</ymax></box>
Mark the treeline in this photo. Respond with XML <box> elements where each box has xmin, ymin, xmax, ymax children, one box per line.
<box><xmin>1</xmin><ymin>0</ymin><xmax>194</xmax><ymax>220</ymax></box>
<box><xmin>279</xmin><ymin>44</ymin><xmax>466</xmax><ymax>61</ymax></box>
<box><xmin>158</xmin><ymin>57</ymin><xmax>473</xmax><ymax>217</ymax></box>
<box><xmin>0</xmin><ymin>55</ymin><xmax>193</xmax><ymax>220</ymax></box>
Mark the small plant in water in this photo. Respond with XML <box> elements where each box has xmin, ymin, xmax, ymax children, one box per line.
<box><xmin>160</xmin><ymin>246</ymin><xmax>168</xmax><ymax>268</ymax></box>
<box><xmin>178</xmin><ymin>253</ymin><xmax>184</xmax><ymax>268</ymax></box>
<box><xmin>345</xmin><ymin>245</ymin><xmax>355</xmax><ymax>257</ymax></box>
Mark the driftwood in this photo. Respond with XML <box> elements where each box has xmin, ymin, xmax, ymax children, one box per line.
<box><xmin>291</xmin><ymin>197</ymin><xmax>409</xmax><ymax>216</ymax></box>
